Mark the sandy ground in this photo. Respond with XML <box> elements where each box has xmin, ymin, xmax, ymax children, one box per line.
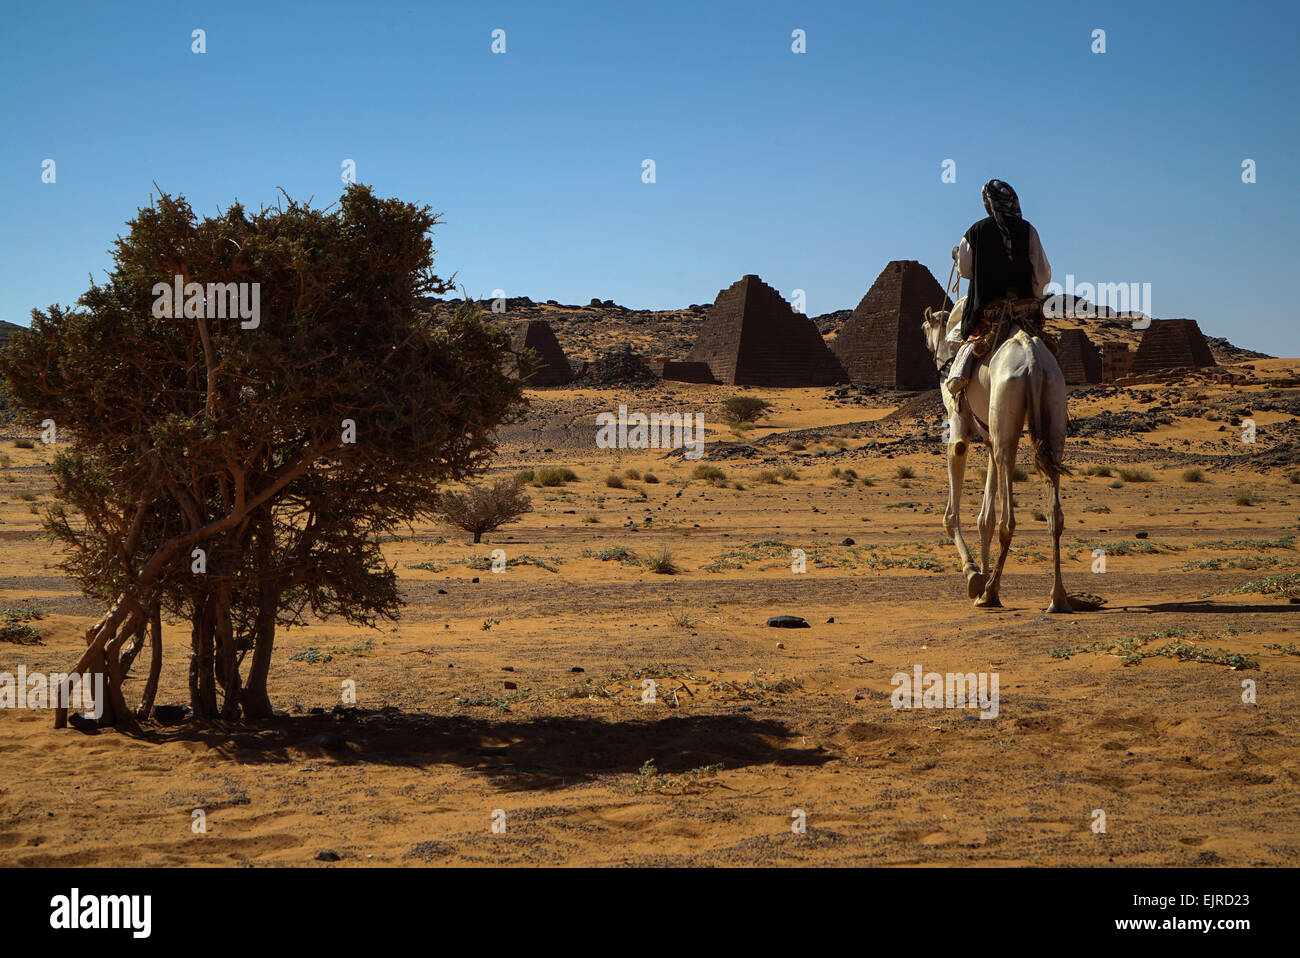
<box><xmin>2</xmin><ymin>360</ymin><xmax>1299</xmax><ymax>866</ymax></box>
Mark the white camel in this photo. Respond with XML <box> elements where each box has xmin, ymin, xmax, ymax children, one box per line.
<box><xmin>921</xmin><ymin>300</ymin><xmax>1073</xmax><ymax>612</ymax></box>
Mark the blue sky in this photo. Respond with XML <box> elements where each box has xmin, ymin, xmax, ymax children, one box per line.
<box><xmin>2</xmin><ymin>0</ymin><xmax>1297</xmax><ymax>355</ymax></box>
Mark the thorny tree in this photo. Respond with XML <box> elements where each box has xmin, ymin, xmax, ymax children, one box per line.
<box><xmin>0</xmin><ymin>185</ymin><xmax>527</xmax><ymax>730</ymax></box>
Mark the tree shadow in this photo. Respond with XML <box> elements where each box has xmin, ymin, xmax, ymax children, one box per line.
<box><xmin>144</xmin><ymin>708</ymin><xmax>831</xmax><ymax>791</ymax></box>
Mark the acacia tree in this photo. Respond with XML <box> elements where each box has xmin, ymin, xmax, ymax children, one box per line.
<box><xmin>0</xmin><ymin>185</ymin><xmax>527</xmax><ymax>728</ymax></box>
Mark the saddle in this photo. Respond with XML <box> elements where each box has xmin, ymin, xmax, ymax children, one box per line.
<box><xmin>971</xmin><ymin>297</ymin><xmax>1057</xmax><ymax>360</ymax></box>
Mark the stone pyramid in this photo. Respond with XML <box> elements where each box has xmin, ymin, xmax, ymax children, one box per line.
<box><xmin>831</xmin><ymin>261</ymin><xmax>949</xmax><ymax>389</ymax></box>
<box><xmin>511</xmin><ymin>320</ymin><xmax>573</xmax><ymax>385</ymax></box>
<box><xmin>1130</xmin><ymin>319</ymin><xmax>1216</xmax><ymax>376</ymax></box>
<box><xmin>1056</xmin><ymin>328</ymin><xmax>1102</xmax><ymax>384</ymax></box>
<box><xmin>685</xmin><ymin>275</ymin><xmax>845</xmax><ymax>386</ymax></box>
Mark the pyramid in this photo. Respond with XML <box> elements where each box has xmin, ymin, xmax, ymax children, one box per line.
<box><xmin>1056</xmin><ymin>328</ymin><xmax>1102</xmax><ymax>384</ymax></box>
<box><xmin>831</xmin><ymin>261</ymin><xmax>949</xmax><ymax>389</ymax></box>
<box><xmin>1101</xmin><ymin>342</ymin><xmax>1133</xmax><ymax>382</ymax></box>
<box><xmin>685</xmin><ymin>275</ymin><xmax>845</xmax><ymax>386</ymax></box>
<box><xmin>511</xmin><ymin>320</ymin><xmax>573</xmax><ymax>385</ymax></box>
<box><xmin>1130</xmin><ymin>319</ymin><xmax>1216</xmax><ymax>376</ymax></box>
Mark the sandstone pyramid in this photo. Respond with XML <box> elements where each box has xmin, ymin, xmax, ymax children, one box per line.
<box><xmin>831</xmin><ymin>261</ymin><xmax>949</xmax><ymax>389</ymax></box>
<box><xmin>685</xmin><ymin>275</ymin><xmax>845</xmax><ymax>386</ymax></box>
<box><xmin>511</xmin><ymin>320</ymin><xmax>573</xmax><ymax>385</ymax></box>
<box><xmin>1056</xmin><ymin>328</ymin><xmax>1102</xmax><ymax>384</ymax></box>
<box><xmin>1130</xmin><ymin>319</ymin><xmax>1216</xmax><ymax>376</ymax></box>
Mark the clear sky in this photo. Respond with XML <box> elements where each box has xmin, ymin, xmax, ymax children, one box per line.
<box><xmin>2</xmin><ymin>0</ymin><xmax>1297</xmax><ymax>356</ymax></box>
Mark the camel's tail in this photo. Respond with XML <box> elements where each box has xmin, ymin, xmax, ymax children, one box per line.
<box><xmin>1026</xmin><ymin>349</ymin><xmax>1072</xmax><ymax>482</ymax></box>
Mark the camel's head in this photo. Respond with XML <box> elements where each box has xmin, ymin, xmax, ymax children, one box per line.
<box><xmin>922</xmin><ymin>306</ymin><xmax>954</xmax><ymax>368</ymax></box>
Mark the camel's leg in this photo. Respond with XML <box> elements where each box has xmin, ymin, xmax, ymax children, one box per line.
<box><xmin>1045</xmin><ymin>472</ymin><xmax>1071</xmax><ymax>613</ymax></box>
<box><xmin>945</xmin><ymin>439</ymin><xmax>980</xmax><ymax>583</ymax></box>
<box><xmin>977</xmin><ymin>436</ymin><xmax>1016</xmax><ymax>608</ymax></box>
<box><xmin>976</xmin><ymin>451</ymin><xmax>997</xmax><ymax>575</ymax></box>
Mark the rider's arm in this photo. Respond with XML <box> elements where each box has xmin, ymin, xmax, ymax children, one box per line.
<box><xmin>956</xmin><ymin>237</ymin><xmax>973</xmax><ymax>279</ymax></box>
<box><xmin>1029</xmin><ymin>226</ymin><xmax>1052</xmax><ymax>295</ymax></box>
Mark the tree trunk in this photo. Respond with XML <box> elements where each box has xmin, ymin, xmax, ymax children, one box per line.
<box><xmin>135</xmin><ymin>603</ymin><xmax>163</xmax><ymax>721</ymax></box>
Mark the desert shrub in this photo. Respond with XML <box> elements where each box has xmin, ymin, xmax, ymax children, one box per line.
<box><xmin>1109</xmin><ymin>479</ymin><xmax>1124</xmax><ymax>489</ymax></box>
<box><xmin>787</xmin><ymin>440</ymin><xmax>806</xmax><ymax>451</ymax></box>
<box><xmin>624</xmin><ymin>468</ymin><xmax>641</xmax><ymax>480</ymax></box>
<box><xmin>823</xmin><ymin>437</ymin><xmax>848</xmax><ymax>450</ymax></box>
<box><xmin>433</xmin><ymin>476</ymin><xmax>533</xmax><ymax>543</ymax></box>
<box><xmin>1234</xmin><ymin>487</ymin><xmax>1259</xmax><ymax>507</ymax></box>
<box><xmin>692</xmin><ymin>464</ymin><xmax>726</xmax><ymax>483</ymax></box>
<box><xmin>721</xmin><ymin>396</ymin><xmax>772</xmax><ymax>424</ymax></box>
<box><xmin>643</xmin><ymin>548</ymin><xmax>680</xmax><ymax>574</ymax></box>
<box><xmin>604</xmin><ymin>473</ymin><xmax>626</xmax><ymax>489</ymax></box>
<box><xmin>1083</xmin><ymin>465</ymin><xmax>1113</xmax><ymax>477</ymax></box>
<box><xmin>756</xmin><ymin>470</ymin><xmax>781</xmax><ymax>484</ymax></box>
<box><xmin>1118</xmin><ymin>467</ymin><xmax>1154</xmax><ymax>482</ymax></box>
<box><xmin>515</xmin><ymin>468</ymin><xmax>535</xmax><ymax>483</ymax></box>
<box><xmin>1181</xmin><ymin>467</ymin><xmax>1205</xmax><ymax>483</ymax></box>
<box><xmin>643</xmin><ymin>473</ymin><xmax>660</xmax><ymax>483</ymax></box>
<box><xmin>535</xmin><ymin>467</ymin><xmax>578</xmax><ymax>486</ymax></box>
<box><xmin>777</xmin><ymin>466</ymin><xmax>800</xmax><ymax>480</ymax></box>
<box><xmin>895</xmin><ymin>465</ymin><xmax>915</xmax><ymax>479</ymax></box>
<box><xmin>12</xmin><ymin>439</ymin><xmax>34</xmax><ymax>449</ymax></box>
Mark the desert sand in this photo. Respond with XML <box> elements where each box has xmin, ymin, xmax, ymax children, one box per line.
<box><xmin>2</xmin><ymin>358</ymin><xmax>1299</xmax><ymax>866</ymax></box>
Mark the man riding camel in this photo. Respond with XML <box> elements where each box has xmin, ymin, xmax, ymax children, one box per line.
<box><xmin>945</xmin><ymin>179</ymin><xmax>1052</xmax><ymax>397</ymax></box>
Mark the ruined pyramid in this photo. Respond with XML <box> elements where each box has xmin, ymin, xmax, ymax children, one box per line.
<box><xmin>831</xmin><ymin>261</ymin><xmax>949</xmax><ymax>389</ymax></box>
<box><xmin>685</xmin><ymin>275</ymin><xmax>845</xmax><ymax>386</ymax></box>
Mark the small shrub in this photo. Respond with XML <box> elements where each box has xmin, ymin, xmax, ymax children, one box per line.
<box><xmin>535</xmin><ymin>467</ymin><xmax>578</xmax><ymax>486</ymax></box>
<box><xmin>1083</xmin><ymin>465</ymin><xmax>1113</xmax><ymax>477</ymax></box>
<box><xmin>1234</xmin><ymin>487</ymin><xmax>1259</xmax><ymax>507</ymax></box>
<box><xmin>12</xmin><ymin>439</ymin><xmax>35</xmax><ymax>449</ymax></box>
<box><xmin>1118</xmin><ymin>467</ymin><xmax>1154</xmax><ymax>483</ymax></box>
<box><xmin>776</xmin><ymin>466</ymin><xmax>800</xmax><ymax>480</ymax></box>
<box><xmin>692</xmin><ymin>465</ymin><xmax>726</xmax><ymax>483</ymax></box>
<box><xmin>895</xmin><ymin>465</ymin><xmax>915</xmax><ymax>479</ymax></box>
<box><xmin>756</xmin><ymin>470</ymin><xmax>781</xmax><ymax>484</ymax></box>
<box><xmin>515</xmin><ymin>468</ymin><xmax>535</xmax><ymax>483</ymax></box>
<box><xmin>643</xmin><ymin>473</ymin><xmax>660</xmax><ymax>483</ymax></box>
<box><xmin>433</xmin><ymin>476</ymin><xmax>533</xmax><ymax>543</ymax></box>
<box><xmin>787</xmin><ymin>440</ymin><xmax>806</xmax><ymax>451</ymax></box>
<box><xmin>721</xmin><ymin>396</ymin><xmax>772</xmax><ymax>424</ymax></box>
<box><xmin>1181</xmin><ymin>467</ymin><xmax>1205</xmax><ymax>483</ymax></box>
<box><xmin>643</xmin><ymin>548</ymin><xmax>680</xmax><ymax>574</ymax></box>
<box><xmin>1108</xmin><ymin>479</ymin><xmax>1124</xmax><ymax>489</ymax></box>
<box><xmin>604</xmin><ymin>473</ymin><xmax>626</xmax><ymax>489</ymax></box>
<box><xmin>1012</xmin><ymin>464</ymin><xmax>1030</xmax><ymax>482</ymax></box>
<box><xmin>624</xmin><ymin>468</ymin><xmax>641</xmax><ymax>480</ymax></box>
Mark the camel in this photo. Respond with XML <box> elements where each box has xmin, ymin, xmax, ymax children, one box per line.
<box><xmin>921</xmin><ymin>299</ymin><xmax>1073</xmax><ymax>612</ymax></box>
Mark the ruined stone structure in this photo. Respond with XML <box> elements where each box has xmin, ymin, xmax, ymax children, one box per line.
<box><xmin>1056</xmin><ymin>328</ymin><xmax>1102</xmax><ymax>384</ymax></box>
<box><xmin>685</xmin><ymin>275</ymin><xmax>845</xmax><ymax>386</ymax></box>
<box><xmin>831</xmin><ymin>261</ymin><xmax>949</xmax><ymax>389</ymax></box>
<box><xmin>1101</xmin><ymin>342</ymin><xmax>1133</xmax><ymax>383</ymax></box>
<box><xmin>1130</xmin><ymin>319</ymin><xmax>1216</xmax><ymax>376</ymax></box>
<box><xmin>657</xmin><ymin>360</ymin><xmax>717</xmax><ymax>384</ymax></box>
<box><xmin>511</xmin><ymin>320</ymin><xmax>574</xmax><ymax>385</ymax></box>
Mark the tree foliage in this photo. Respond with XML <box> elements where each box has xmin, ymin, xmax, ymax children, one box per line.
<box><xmin>0</xmin><ymin>185</ymin><xmax>527</xmax><ymax>727</ymax></box>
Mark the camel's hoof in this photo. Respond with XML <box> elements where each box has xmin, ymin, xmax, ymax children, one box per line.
<box><xmin>974</xmin><ymin>593</ymin><xmax>1002</xmax><ymax>609</ymax></box>
<box><xmin>1047</xmin><ymin>599</ymin><xmax>1074</xmax><ymax>614</ymax></box>
<box><xmin>966</xmin><ymin>572</ymin><xmax>989</xmax><ymax>599</ymax></box>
